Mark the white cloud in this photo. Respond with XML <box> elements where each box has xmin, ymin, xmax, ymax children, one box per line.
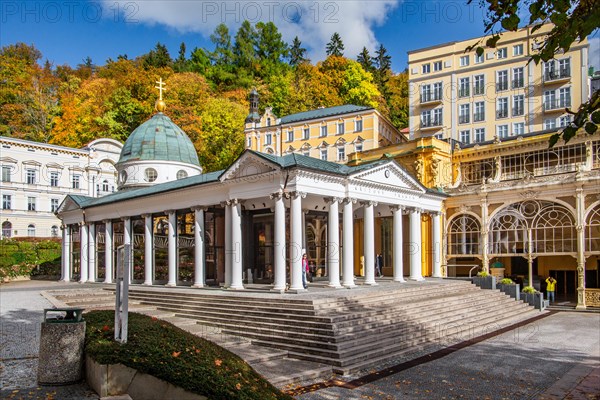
<box><xmin>103</xmin><ymin>0</ymin><xmax>400</xmax><ymax>61</ymax></box>
<box><xmin>589</xmin><ymin>37</ymin><xmax>600</xmax><ymax>73</ymax></box>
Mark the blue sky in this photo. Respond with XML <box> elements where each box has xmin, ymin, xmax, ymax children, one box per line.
<box><xmin>2</xmin><ymin>0</ymin><xmax>599</xmax><ymax>72</ymax></box>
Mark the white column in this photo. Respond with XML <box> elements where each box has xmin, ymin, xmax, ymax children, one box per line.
<box><xmin>432</xmin><ymin>212</ymin><xmax>442</xmax><ymax>278</ymax></box>
<box><xmin>167</xmin><ymin>211</ymin><xmax>177</xmax><ymax>286</ymax></box>
<box><xmin>88</xmin><ymin>223</ymin><xmax>96</xmax><ymax>282</ymax></box>
<box><xmin>193</xmin><ymin>207</ymin><xmax>205</xmax><ymax>288</ymax></box>
<box><xmin>327</xmin><ymin>198</ymin><xmax>341</xmax><ymax>288</ymax></box>
<box><xmin>224</xmin><ymin>202</ymin><xmax>232</xmax><ymax>287</ymax></box>
<box><xmin>61</xmin><ymin>225</ymin><xmax>71</xmax><ymax>282</ymax></box>
<box><xmin>290</xmin><ymin>192</ymin><xmax>305</xmax><ymax>290</ymax></box>
<box><xmin>272</xmin><ymin>192</ymin><xmax>287</xmax><ymax>291</ymax></box>
<box><xmin>230</xmin><ymin>200</ymin><xmax>244</xmax><ymax>290</ymax></box>
<box><xmin>409</xmin><ymin>208</ymin><xmax>424</xmax><ymax>281</ymax></box>
<box><xmin>143</xmin><ymin>214</ymin><xmax>153</xmax><ymax>285</ymax></box>
<box><xmin>342</xmin><ymin>199</ymin><xmax>356</xmax><ymax>288</ymax></box>
<box><xmin>104</xmin><ymin>220</ymin><xmax>113</xmax><ymax>284</ymax></box>
<box><xmin>363</xmin><ymin>201</ymin><xmax>377</xmax><ymax>285</ymax></box>
<box><xmin>79</xmin><ymin>222</ymin><xmax>89</xmax><ymax>283</ymax></box>
<box><xmin>392</xmin><ymin>206</ymin><xmax>406</xmax><ymax>283</ymax></box>
<box><xmin>123</xmin><ymin>217</ymin><xmax>132</xmax><ymax>284</ymax></box>
<box><xmin>576</xmin><ymin>188</ymin><xmax>587</xmax><ymax>309</ymax></box>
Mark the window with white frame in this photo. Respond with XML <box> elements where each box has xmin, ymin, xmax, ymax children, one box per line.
<box><xmin>27</xmin><ymin>224</ymin><xmax>35</xmax><ymax>237</ymax></box>
<box><xmin>474</xmin><ymin>128</ymin><xmax>486</xmax><ymax>143</ymax></box>
<box><xmin>51</xmin><ymin>198</ymin><xmax>59</xmax><ymax>213</ymax></box>
<box><xmin>544</xmin><ymin>118</ymin><xmax>556</xmax><ymax>130</ymax></box>
<box><xmin>26</xmin><ymin>168</ymin><xmax>36</xmax><ymax>184</ymax></box>
<box><xmin>265</xmin><ymin>133</ymin><xmax>272</xmax><ymax>145</ymax></box>
<box><xmin>320</xmin><ymin>125</ymin><xmax>328</xmax><ymax>137</ymax></box>
<box><xmin>433</xmin><ymin>61</ymin><xmax>442</xmax><ymax>71</ymax></box>
<box><xmin>27</xmin><ymin>196</ymin><xmax>36</xmax><ymax>211</ymax></box>
<box><xmin>355</xmin><ymin>142</ymin><xmax>363</xmax><ymax>152</ymax></box>
<box><xmin>513</xmin><ymin>44</ymin><xmax>523</xmax><ymax>56</ymax></box>
<box><xmin>496</xmin><ymin>97</ymin><xmax>509</xmax><ymax>118</ymax></box>
<box><xmin>512</xmin><ymin>67</ymin><xmax>524</xmax><ymax>88</ymax></box>
<box><xmin>2</xmin><ymin>194</ymin><xmax>11</xmax><ymax>210</ymax></box>
<box><xmin>320</xmin><ymin>148</ymin><xmax>328</xmax><ymax>160</ymax></box>
<box><xmin>337</xmin><ymin>146</ymin><xmax>345</xmax><ymax>161</ymax></box>
<box><xmin>459</xmin><ymin>104</ymin><xmax>470</xmax><ymax>124</ymax></box>
<box><xmin>247</xmin><ymin>136</ymin><xmax>252</xmax><ymax>147</ymax></box>
<box><xmin>422</xmin><ymin>63</ymin><xmax>431</xmax><ymax>74</ymax></box>
<box><xmin>51</xmin><ymin>225</ymin><xmax>59</xmax><ymax>237</ymax></box>
<box><xmin>1</xmin><ymin>221</ymin><xmax>11</xmax><ymax>238</ymax></box>
<box><xmin>460</xmin><ymin>55</ymin><xmax>469</xmax><ymax>66</ymax></box>
<box><xmin>50</xmin><ymin>171</ymin><xmax>59</xmax><ymax>187</ymax></box>
<box><xmin>460</xmin><ymin>129</ymin><xmax>471</xmax><ymax>144</ymax></box>
<box><xmin>513</xmin><ymin>122</ymin><xmax>525</xmax><ymax>136</ymax></box>
<box><xmin>302</xmin><ymin>127</ymin><xmax>309</xmax><ymax>140</ymax></box>
<box><xmin>287</xmin><ymin>130</ymin><xmax>293</xmax><ymax>142</ymax></box>
<box><xmin>497</xmin><ymin>125</ymin><xmax>509</xmax><ymax>138</ymax></box>
<box><xmin>473</xmin><ymin>74</ymin><xmax>485</xmax><ymax>95</ymax></box>
<box><xmin>354</xmin><ymin>119</ymin><xmax>363</xmax><ymax>132</ymax></box>
<box><xmin>1</xmin><ymin>166</ymin><xmax>11</xmax><ymax>182</ymax></box>
<box><xmin>513</xmin><ymin>94</ymin><xmax>525</xmax><ymax>116</ymax></box>
<box><xmin>459</xmin><ymin>77</ymin><xmax>470</xmax><ymax>98</ymax></box>
<box><xmin>475</xmin><ymin>53</ymin><xmax>484</xmax><ymax>64</ymax></box>
<box><xmin>302</xmin><ymin>150</ymin><xmax>310</xmax><ymax>157</ymax></box>
<box><xmin>72</xmin><ymin>174</ymin><xmax>80</xmax><ymax>189</ymax></box>
<box><xmin>496</xmin><ymin>70</ymin><xmax>508</xmax><ymax>91</ymax></box>
<box><xmin>337</xmin><ymin>122</ymin><xmax>345</xmax><ymax>135</ymax></box>
<box><xmin>559</xmin><ymin>115</ymin><xmax>573</xmax><ymax>127</ymax></box>
<box><xmin>497</xmin><ymin>48</ymin><xmax>507</xmax><ymax>59</ymax></box>
<box><xmin>474</xmin><ymin>101</ymin><xmax>485</xmax><ymax>122</ymax></box>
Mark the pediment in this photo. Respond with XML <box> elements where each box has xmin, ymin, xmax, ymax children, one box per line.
<box><xmin>0</xmin><ymin>157</ymin><xmax>17</xmax><ymax>164</ymax></box>
<box><xmin>220</xmin><ymin>151</ymin><xmax>280</xmax><ymax>182</ymax></box>
<box><xmin>350</xmin><ymin>161</ymin><xmax>425</xmax><ymax>192</ymax></box>
<box><xmin>57</xmin><ymin>196</ymin><xmax>85</xmax><ymax>214</ymax></box>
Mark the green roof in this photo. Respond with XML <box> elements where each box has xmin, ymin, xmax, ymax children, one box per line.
<box><xmin>117</xmin><ymin>113</ymin><xmax>200</xmax><ymax>167</ymax></box>
<box><xmin>280</xmin><ymin>105</ymin><xmax>372</xmax><ymax>124</ymax></box>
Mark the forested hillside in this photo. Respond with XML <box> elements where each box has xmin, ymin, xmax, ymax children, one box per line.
<box><xmin>0</xmin><ymin>22</ymin><xmax>408</xmax><ymax>172</ymax></box>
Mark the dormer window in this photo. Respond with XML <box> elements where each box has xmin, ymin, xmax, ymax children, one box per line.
<box><xmin>267</xmin><ymin>117</ymin><xmax>271</xmax><ymax>126</ymax></box>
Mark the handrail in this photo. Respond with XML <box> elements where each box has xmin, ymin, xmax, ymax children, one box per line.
<box><xmin>469</xmin><ymin>265</ymin><xmax>480</xmax><ymax>278</ymax></box>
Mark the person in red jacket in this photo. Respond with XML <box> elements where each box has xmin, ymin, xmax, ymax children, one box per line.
<box><xmin>302</xmin><ymin>253</ymin><xmax>309</xmax><ymax>289</ymax></box>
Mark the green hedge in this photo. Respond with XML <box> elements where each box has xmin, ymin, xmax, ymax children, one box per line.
<box><xmin>0</xmin><ymin>239</ymin><xmax>61</xmax><ymax>279</ymax></box>
<box><xmin>85</xmin><ymin>311</ymin><xmax>293</xmax><ymax>400</ymax></box>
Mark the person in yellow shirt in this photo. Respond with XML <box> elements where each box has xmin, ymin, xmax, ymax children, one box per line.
<box><xmin>546</xmin><ymin>276</ymin><xmax>557</xmax><ymax>302</ymax></box>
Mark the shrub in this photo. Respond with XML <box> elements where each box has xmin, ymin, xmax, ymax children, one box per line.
<box><xmin>477</xmin><ymin>270</ymin><xmax>490</xmax><ymax>277</ymax></box>
<box><xmin>0</xmin><ymin>239</ymin><xmax>61</xmax><ymax>279</ymax></box>
<box><xmin>499</xmin><ymin>278</ymin><xmax>514</xmax><ymax>285</ymax></box>
<box><xmin>85</xmin><ymin>311</ymin><xmax>293</xmax><ymax>400</ymax></box>
<box><xmin>522</xmin><ymin>286</ymin><xmax>537</xmax><ymax>294</ymax></box>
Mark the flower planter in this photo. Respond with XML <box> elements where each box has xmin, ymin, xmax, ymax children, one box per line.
<box><xmin>521</xmin><ymin>291</ymin><xmax>546</xmax><ymax>310</ymax></box>
<box><xmin>497</xmin><ymin>283</ymin><xmax>520</xmax><ymax>301</ymax></box>
<box><xmin>472</xmin><ymin>276</ymin><xmax>497</xmax><ymax>290</ymax></box>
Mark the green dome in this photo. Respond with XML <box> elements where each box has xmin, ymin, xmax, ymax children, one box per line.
<box><xmin>117</xmin><ymin>113</ymin><xmax>200</xmax><ymax>166</ymax></box>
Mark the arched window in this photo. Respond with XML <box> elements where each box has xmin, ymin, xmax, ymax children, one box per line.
<box><xmin>176</xmin><ymin>170</ymin><xmax>188</xmax><ymax>180</ymax></box>
<box><xmin>586</xmin><ymin>205</ymin><xmax>600</xmax><ymax>252</ymax></box>
<box><xmin>51</xmin><ymin>225</ymin><xmax>59</xmax><ymax>237</ymax></box>
<box><xmin>2</xmin><ymin>221</ymin><xmax>11</xmax><ymax>238</ymax></box>
<box><xmin>448</xmin><ymin>215</ymin><xmax>481</xmax><ymax>255</ymax></box>
<box><xmin>27</xmin><ymin>224</ymin><xmax>35</xmax><ymax>237</ymax></box>
<box><xmin>144</xmin><ymin>168</ymin><xmax>158</xmax><ymax>183</ymax></box>
<box><xmin>102</xmin><ymin>180</ymin><xmax>109</xmax><ymax>192</ymax></box>
<box><xmin>532</xmin><ymin>203</ymin><xmax>576</xmax><ymax>253</ymax></box>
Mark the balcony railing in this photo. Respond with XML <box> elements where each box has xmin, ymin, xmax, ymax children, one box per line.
<box><xmin>544</xmin><ymin>98</ymin><xmax>571</xmax><ymax>111</ymax></box>
<box><xmin>496</xmin><ymin>81</ymin><xmax>509</xmax><ymax>91</ymax></box>
<box><xmin>512</xmin><ymin>78</ymin><xmax>524</xmax><ymax>88</ymax></box>
<box><xmin>421</xmin><ymin>118</ymin><xmax>443</xmax><ymax>128</ymax></box>
<box><xmin>459</xmin><ymin>115</ymin><xmax>470</xmax><ymax>124</ymax></box>
<box><xmin>496</xmin><ymin>109</ymin><xmax>509</xmax><ymax>119</ymax></box>
<box><xmin>544</xmin><ymin>68</ymin><xmax>571</xmax><ymax>82</ymax></box>
<box><xmin>473</xmin><ymin>85</ymin><xmax>485</xmax><ymax>95</ymax></box>
<box><xmin>459</xmin><ymin>87</ymin><xmax>470</xmax><ymax>98</ymax></box>
<box><xmin>512</xmin><ymin>107</ymin><xmax>524</xmax><ymax>116</ymax></box>
<box><xmin>473</xmin><ymin>112</ymin><xmax>485</xmax><ymax>122</ymax></box>
<box><xmin>420</xmin><ymin>91</ymin><xmax>442</xmax><ymax>103</ymax></box>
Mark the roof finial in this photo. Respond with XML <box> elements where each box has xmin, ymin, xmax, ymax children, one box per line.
<box><xmin>155</xmin><ymin>77</ymin><xmax>166</xmax><ymax>112</ymax></box>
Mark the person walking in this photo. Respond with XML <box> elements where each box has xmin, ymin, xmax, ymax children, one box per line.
<box><xmin>302</xmin><ymin>253</ymin><xmax>309</xmax><ymax>289</ymax></box>
<box><xmin>375</xmin><ymin>253</ymin><xmax>383</xmax><ymax>278</ymax></box>
<box><xmin>545</xmin><ymin>275</ymin><xmax>557</xmax><ymax>303</ymax></box>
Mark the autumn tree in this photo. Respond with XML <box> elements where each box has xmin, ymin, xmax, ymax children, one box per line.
<box><xmin>468</xmin><ymin>0</ymin><xmax>600</xmax><ymax>144</ymax></box>
<box><xmin>340</xmin><ymin>61</ymin><xmax>382</xmax><ymax>109</ymax></box>
<box><xmin>326</xmin><ymin>33</ymin><xmax>345</xmax><ymax>57</ymax></box>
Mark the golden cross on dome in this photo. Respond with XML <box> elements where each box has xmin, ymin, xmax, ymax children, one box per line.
<box><xmin>155</xmin><ymin>78</ymin><xmax>166</xmax><ymax>100</ymax></box>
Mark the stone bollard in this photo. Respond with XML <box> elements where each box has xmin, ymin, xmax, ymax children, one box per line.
<box><xmin>38</xmin><ymin>308</ymin><xmax>86</xmax><ymax>385</ymax></box>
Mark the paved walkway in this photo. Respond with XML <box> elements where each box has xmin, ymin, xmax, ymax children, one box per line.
<box><xmin>0</xmin><ymin>280</ymin><xmax>98</xmax><ymax>400</ymax></box>
<box><xmin>1</xmin><ymin>280</ymin><xmax>599</xmax><ymax>400</ymax></box>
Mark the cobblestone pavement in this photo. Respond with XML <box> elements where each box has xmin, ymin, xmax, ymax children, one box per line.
<box><xmin>295</xmin><ymin>312</ymin><xmax>600</xmax><ymax>400</ymax></box>
<box><xmin>0</xmin><ymin>280</ymin><xmax>99</xmax><ymax>400</ymax></box>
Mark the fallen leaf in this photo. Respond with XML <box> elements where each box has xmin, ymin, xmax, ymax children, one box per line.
<box><xmin>172</xmin><ymin>351</ymin><xmax>181</xmax><ymax>358</ymax></box>
<box><xmin>215</xmin><ymin>359</ymin><xmax>222</xmax><ymax>366</ymax></box>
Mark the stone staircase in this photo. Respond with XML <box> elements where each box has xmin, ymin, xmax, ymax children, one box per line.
<box><xmin>49</xmin><ymin>280</ymin><xmax>542</xmax><ymax>376</ymax></box>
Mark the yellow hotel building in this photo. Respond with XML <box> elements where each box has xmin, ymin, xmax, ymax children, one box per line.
<box><xmin>244</xmin><ymin>90</ymin><xmax>405</xmax><ymax>162</ymax></box>
<box><xmin>407</xmin><ymin>24</ymin><xmax>590</xmax><ymax>142</ymax></box>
